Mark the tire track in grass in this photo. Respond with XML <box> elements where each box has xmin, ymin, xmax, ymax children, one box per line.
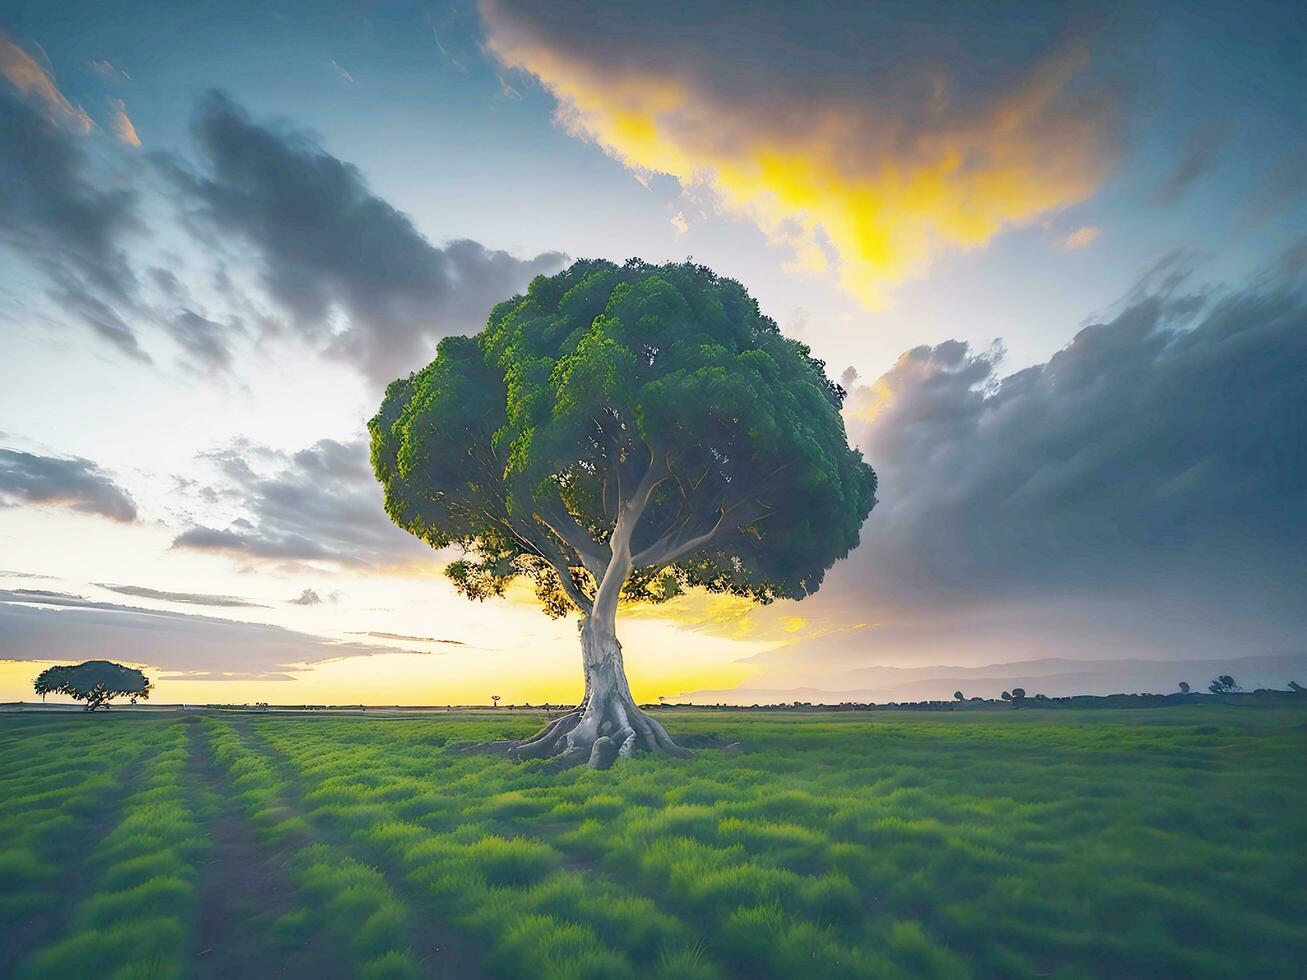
<box><xmin>229</xmin><ymin>717</ymin><xmax>487</xmax><ymax>979</ymax></box>
<box><xmin>203</xmin><ymin>716</ymin><xmax>466</xmax><ymax>978</ymax></box>
<box><xmin>185</xmin><ymin>720</ymin><xmax>352</xmax><ymax>980</ymax></box>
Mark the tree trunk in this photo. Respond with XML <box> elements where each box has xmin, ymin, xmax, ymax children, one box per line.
<box><xmin>512</xmin><ymin>463</ymin><xmax>689</xmax><ymax>768</ymax></box>
<box><xmin>511</xmin><ymin>600</ymin><xmax>690</xmax><ymax>768</ymax></box>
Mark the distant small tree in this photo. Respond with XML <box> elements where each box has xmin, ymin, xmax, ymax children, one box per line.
<box><xmin>33</xmin><ymin>661</ymin><xmax>150</xmax><ymax>711</ymax></box>
<box><xmin>1001</xmin><ymin>691</ymin><xmax>1012</xmax><ymax>701</ymax></box>
<box><xmin>1208</xmin><ymin>675</ymin><xmax>1239</xmax><ymax>694</ymax></box>
<box><xmin>1011</xmin><ymin>688</ymin><xmax>1026</xmax><ymax>700</ymax></box>
<box><xmin>1288</xmin><ymin>681</ymin><xmax>1304</xmax><ymax>694</ymax></box>
<box><xmin>491</xmin><ymin>694</ymin><xmax>501</xmax><ymax>709</ymax></box>
<box><xmin>953</xmin><ymin>691</ymin><xmax>964</xmax><ymax>701</ymax></box>
<box><xmin>1178</xmin><ymin>681</ymin><xmax>1190</xmax><ymax>694</ymax></box>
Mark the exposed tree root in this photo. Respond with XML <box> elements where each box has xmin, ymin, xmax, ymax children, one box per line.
<box><xmin>511</xmin><ymin>692</ymin><xmax>691</xmax><ymax>769</ymax></box>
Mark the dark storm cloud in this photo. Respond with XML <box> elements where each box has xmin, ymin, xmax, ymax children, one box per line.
<box><xmin>0</xmin><ymin>448</ymin><xmax>138</xmax><ymax>521</ymax></box>
<box><xmin>846</xmin><ymin>279</ymin><xmax>1306</xmax><ymax>603</ymax></box>
<box><xmin>94</xmin><ymin>583</ymin><xmax>268</xmax><ymax>608</ymax></box>
<box><xmin>163</xmin><ymin>92</ymin><xmax>566</xmax><ymax>386</ymax></box>
<box><xmin>1154</xmin><ymin>119</ymin><xmax>1232</xmax><ymax>206</ymax></box>
<box><xmin>172</xmin><ymin>438</ymin><xmax>434</xmax><ymax>568</ymax></box>
<box><xmin>0</xmin><ymin>589</ymin><xmax>421</xmax><ymax>679</ymax></box>
<box><xmin>769</xmin><ymin>268</ymin><xmax>1307</xmax><ymax>679</ymax></box>
<box><xmin>0</xmin><ymin>59</ymin><xmax>145</xmax><ymax>360</ymax></box>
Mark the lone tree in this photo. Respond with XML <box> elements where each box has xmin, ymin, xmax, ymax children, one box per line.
<box><xmin>371</xmin><ymin>259</ymin><xmax>876</xmax><ymax>766</ymax></box>
<box><xmin>1209</xmin><ymin>675</ymin><xmax>1240</xmax><ymax>694</ymax></box>
<box><xmin>1178</xmin><ymin>681</ymin><xmax>1190</xmax><ymax>694</ymax></box>
<box><xmin>33</xmin><ymin>661</ymin><xmax>150</xmax><ymax>711</ymax></box>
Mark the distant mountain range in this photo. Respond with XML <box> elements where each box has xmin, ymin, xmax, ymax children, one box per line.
<box><xmin>678</xmin><ymin>653</ymin><xmax>1307</xmax><ymax>704</ymax></box>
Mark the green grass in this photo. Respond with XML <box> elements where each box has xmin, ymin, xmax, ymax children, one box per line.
<box><xmin>1</xmin><ymin>706</ymin><xmax>1304</xmax><ymax>977</ymax></box>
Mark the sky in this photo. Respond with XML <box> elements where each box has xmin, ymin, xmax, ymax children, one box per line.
<box><xmin>1</xmin><ymin>0</ymin><xmax>1304</xmax><ymax>705</ymax></box>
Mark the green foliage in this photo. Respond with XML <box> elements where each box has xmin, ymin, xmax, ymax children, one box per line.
<box><xmin>33</xmin><ymin>660</ymin><xmax>151</xmax><ymax>710</ymax></box>
<box><xmin>371</xmin><ymin>259</ymin><xmax>876</xmax><ymax>617</ymax></box>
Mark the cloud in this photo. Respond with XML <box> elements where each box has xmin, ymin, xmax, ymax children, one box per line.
<box><xmin>0</xmin><ymin>589</ymin><xmax>420</xmax><ymax>679</ymax></box>
<box><xmin>480</xmin><ymin>0</ymin><xmax>1120</xmax><ymax>307</ymax></box>
<box><xmin>1060</xmin><ymin>225</ymin><xmax>1101</xmax><ymax>250</ymax></box>
<box><xmin>163</xmin><ymin>91</ymin><xmax>566</xmax><ymax>386</ymax></box>
<box><xmin>1155</xmin><ymin>119</ymin><xmax>1231</xmax><ymax>206</ymax></box>
<box><xmin>348</xmin><ymin>631</ymin><xmax>464</xmax><ymax>645</ymax></box>
<box><xmin>1239</xmin><ymin>139</ymin><xmax>1307</xmax><ymax>230</ymax></box>
<box><xmin>172</xmin><ymin>437</ymin><xmax>434</xmax><ymax>568</ymax></box>
<box><xmin>0</xmin><ymin>448</ymin><xmax>138</xmax><ymax>521</ymax></box>
<box><xmin>95</xmin><ymin>583</ymin><xmax>268</xmax><ymax>608</ymax></box>
<box><xmin>0</xmin><ymin>41</ymin><xmax>146</xmax><ymax>359</ymax></box>
<box><xmin>670</xmin><ymin>211</ymin><xmax>688</xmax><ymax>238</ymax></box>
<box><xmin>86</xmin><ymin>59</ymin><xmax>130</xmax><ymax>81</ymax></box>
<box><xmin>169</xmin><ymin>309</ymin><xmax>237</xmax><ymax>372</ymax></box>
<box><xmin>766</xmin><ymin>268</ymin><xmax>1307</xmax><ymax>680</ymax></box>
<box><xmin>106</xmin><ymin>96</ymin><xmax>140</xmax><ymax>146</ymax></box>
<box><xmin>0</xmin><ymin>32</ymin><xmax>92</xmax><ymax>132</ymax></box>
<box><xmin>288</xmin><ymin>588</ymin><xmax>321</xmax><ymax>605</ymax></box>
<box><xmin>330</xmin><ymin>59</ymin><xmax>355</xmax><ymax>83</ymax></box>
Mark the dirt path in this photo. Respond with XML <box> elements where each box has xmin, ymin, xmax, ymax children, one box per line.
<box><xmin>185</xmin><ymin>723</ymin><xmax>352</xmax><ymax>980</ymax></box>
<box><xmin>229</xmin><ymin>720</ymin><xmax>485</xmax><ymax>979</ymax></box>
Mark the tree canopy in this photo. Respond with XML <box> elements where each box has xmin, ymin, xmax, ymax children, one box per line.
<box><xmin>34</xmin><ymin>660</ymin><xmax>151</xmax><ymax>711</ymax></box>
<box><xmin>370</xmin><ymin>258</ymin><xmax>877</xmax><ymax>619</ymax></box>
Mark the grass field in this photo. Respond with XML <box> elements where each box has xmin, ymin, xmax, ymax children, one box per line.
<box><xmin>1</xmin><ymin>706</ymin><xmax>1304</xmax><ymax>979</ymax></box>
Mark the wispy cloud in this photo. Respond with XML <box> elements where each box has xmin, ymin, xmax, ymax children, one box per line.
<box><xmin>0</xmin><ymin>31</ymin><xmax>92</xmax><ymax>132</ymax></box>
<box><xmin>1061</xmin><ymin>225</ymin><xmax>1101</xmax><ymax>250</ymax></box>
<box><xmin>106</xmin><ymin>96</ymin><xmax>140</xmax><ymax>146</ymax></box>
<box><xmin>1</xmin><ymin>36</ymin><xmax>149</xmax><ymax>360</ymax></box>
<box><xmin>1155</xmin><ymin>119</ymin><xmax>1231</xmax><ymax>206</ymax></box>
<box><xmin>348</xmin><ymin>631</ymin><xmax>464</xmax><ymax>645</ymax></box>
<box><xmin>95</xmin><ymin>583</ymin><xmax>268</xmax><ymax>608</ymax></box>
<box><xmin>172</xmin><ymin>437</ymin><xmax>435</xmax><ymax>570</ymax></box>
<box><xmin>330</xmin><ymin>59</ymin><xmax>355</xmax><ymax>83</ymax></box>
<box><xmin>160</xmin><ymin>92</ymin><xmax>565</xmax><ymax>386</ymax></box>
<box><xmin>86</xmin><ymin>58</ymin><xmax>130</xmax><ymax>81</ymax></box>
<box><xmin>0</xmin><ymin>590</ymin><xmax>423</xmax><ymax>678</ymax></box>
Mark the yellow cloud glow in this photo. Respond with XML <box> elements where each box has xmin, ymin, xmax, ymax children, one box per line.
<box><xmin>482</xmin><ymin>8</ymin><xmax>1114</xmax><ymax>306</ymax></box>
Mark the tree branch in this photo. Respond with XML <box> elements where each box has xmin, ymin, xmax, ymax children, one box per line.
<box><xmin>631</xmin><ymin>495</ymin><xmax>771</xmax><ymax>568</ymax></box>
<box><xmin>535</xmin><ymin>491</ymin><xmax>609</xmax><ymax>575</ymax></box>
<box><xmin>488</xmin><ymin>512</ymin><xmax>595</xmax><ymax>614</ymax></box>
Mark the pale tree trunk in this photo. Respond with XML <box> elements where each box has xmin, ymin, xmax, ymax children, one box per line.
<box><xmin>512</xmin><ymin>477</ymin><xmax>690</xmax><ymax>768</ymax></box>
<box><xmin>512</xmin><ymin>599</ymin><xmax>689</xmax><ymax>767</ymax></box>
